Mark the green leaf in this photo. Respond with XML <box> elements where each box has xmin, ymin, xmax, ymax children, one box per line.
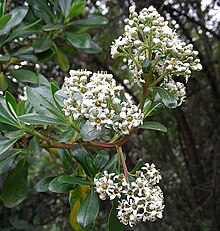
<box><xmin>66</xmin><ymin>32</ymin><xmax>92</xmax><ymax>49</ymax></box>
<box><xmin>2</xmin><ymin>158</ymin><xmax>28</xmax><ymax>208</ymax></box>
<box><xmin>80</xmin><ymin>121</ymin><xmax>103</xmax><ymax>141</ymax></box>
<box><xmin>53</xmin><ymin>43</ymin><xmax>70</xmax><ymax>71</ymax></box>
<box><xmin>72</xmin><ymin>145</ymin><xmax>93</xmax><ymax>177</ymax></box>
<box><xmin>142</xmin><ymin>59</ymin><xmax>152</xmax><ymax>74</ymax></box>
<box><xmin>0</xmin><ymin>0</ymin><xmax>6</xmax><ymax>17</ymax></box>
<box><xmin>11</xmin><ymin>68</ymin><xmax>38</xmax><ymax>84</ymax></box>
<box><xmin>5</xmin><ymin>91</ymin><xmax>17</xmax><ymax>116</ymax></box>
<box><xmin>0</xmin><ymin>97</ymin><xmax>18</xmax><ymax>126</ymax></box>
<box><xmin>104</xmin><ymin>154</ymin><xmax>118</xmax><ymax>173</ymax></box>
<box><xmin>139</xmin><ymin>121</ymin><xmax>167</xmax><ymax>133</ymax></box>
<box><xmin>130</xmin><ymin>159</ymin><xmax>144</xmax><ymax>174</ymax></box>
<box><xmin>17</xmin><ymin>100</ymin><xmax>26</xmax><ymax>116</ymax></box>
<box><xmin>18</xmin><ymin>113</ymin><xmax>64</xmax><ymax>125</ymax></box>
<box><xmin>145</xmin><ymin>102</ymin><xmax>165</xmax><ymax>117</ymax></box>
<box><xmin>33</xmin><ymin>38</ymin><xmax>52</xmax><ymax>53</ymax></box>
<box><xmin>74</xmin><ymin>15</ymin><xmax>108</xmax><ymax>26</ymax></box>
<box><xmin>0</xmin><ymin>131</ymin><xmax>23</xmax><ymax>155</ymax></box>
<box><xmin>0</xmin><ymin>13</ymin><xmax>12</xmax><ymax>30</ymax></box>
<box><xmin>94</xmin><ymin>150</ymin><xmax>109</xmax><ymax>171</ymax></box>
<box><xmin>155</xmin><ymin>87</ymin><xmax>178</xmax><ymax>109</ymax></box>
<box><xmin>9</xmin><ymin>215</ymin><xmax>30</xmax><ymax>230</ymax></box>
<box><xmin>37</xmin><ymin>49</ymin><xmax>55</xmax><ymax>63</ymax></box>
<box><xmin>49</xmin><ymin>176</ymin><xmax>73</xmax><ymax>193</ymax></box>
<box><xmin>0</xmin><ymin>6</ymin><xmax>28</xmax><ymax>36</ymax></box>
<box><xmin>67</xmin><ymin>1</ymin><xmax>85</xmax><ymax>20</ymax></box>
<box><xmin>27</xmin><ymin>0</ymin><xmax>53</xmax><ymax>23</ymax></box>
<box><xmin>77</xmin><ymin>189</ymin><xmax>99</xmax><ymax>229</ymax></box>
<box><xmin>42</xmin><ymin>23</ymin><xmax>64</xmax><ymax>31</ymax></box>
<box><xmin>0</xmin><ymin>73</ymin><xmax>8</xmax><ymax>91</ymax></box>
<box><xmin>0</xmin><ymin>149</ymin><xmax>21</xmax><ymax>174</ymax></box>
<box><xmin>108</xmin><ymin>199</ymin><xmax>125</xmax><ymax>231</ymax></box>
<box><xmin>0</xmin><ymin>54</ymin><xmax>10</xmax><ymax>62</ymax></box>
<box><xmin>58</xmin><ymin>175</ymin><xmax>91</xmax><ymax>186</ymax></box>
<box><xmin>12</xmin><ymin>47</ymin><xmax>38</xmax><ymax>62</ymax></box>
<box><xmin>58</xmin><ymin>0</ymin><xmax>71</xmax><ymax>17</ymax></box>
<box><xmin>35</xmin><ymin>176</ymin><xmax>57</xmax><ymax>192</ymax></box>
<box><xmin>29</xmin><ymin>136</ymin><xmax>41</xmax><ymax>155</ymax></box>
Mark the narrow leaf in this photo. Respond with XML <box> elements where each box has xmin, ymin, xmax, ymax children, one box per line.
<box><xmin>35</xmin><ymin>176</ymin><xmax>57</xmax><ymax>192</ymax></box>
<box><xmin>49</xmin><ymin>176</ymin><xmax>73</xmax><ymax>193</ymax></box>
<box><xmin>58</xmin><ymin>175</ymin><xmax>91</xmax><ymax>186</ymax></box>
<box><xmin>11</xmin><ymin>68</ymin><xmax>38</xmax><ymax>84</ymax></box>
<box><xmin>139</xmin><ymin>121</ymin><xmax>167</xmax><ymax>133</ymax></box>
<box><xmin>2</xmin><ymin>158</ymin><xmax>28</xmax><ymax>208</ymax></box>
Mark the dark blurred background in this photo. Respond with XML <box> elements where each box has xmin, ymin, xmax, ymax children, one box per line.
<box><xmin>1</xmin><ymin>0</ymin><xmax>220</xmax><ymax>230</ymax></box>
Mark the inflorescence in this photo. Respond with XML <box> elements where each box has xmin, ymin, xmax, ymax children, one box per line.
<box><xmin>63</xmin><ymin>69</ymin><xmax>143</xmax><ymax>134</ymax></box>
<box><xmin>94</xmin><ymin>163</ymin><xmax>164</xmax><ymax>227</ymax></box>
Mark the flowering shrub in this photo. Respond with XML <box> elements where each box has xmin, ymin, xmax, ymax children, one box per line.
<box><xmin>0</xmin><ymin>4</ymin><xmax>202</xmax><ymax>230</ymax></box>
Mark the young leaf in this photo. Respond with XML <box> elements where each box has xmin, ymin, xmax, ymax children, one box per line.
<box><xmin>35</xmin><ymin>176</ymin><xmax>57</xmax><ymax>192</ymax></box>
<box><xmin>0</xmin><ymin>13</ymin><xmax>12</xmax><ymax>30</ymax></box>
<box><xmin>138</xmin><ymin>121</ymin><xmax>167</xmax><ymax>133</ymax></box>
<box><xmin>80</xmin><ymin>121</ymin><xmax>103</xmax><ymax>141</ymax></box>
<box><xmin>76</xmin><ymin>189</ymin><xmax>99</xmax><ymax>229</ymax></box>
<box><xmin>58</xmin><ymin>175</ymin><xmax>91</xmax><ymax>186</ymax></box>
<box><xmin>108</xmin><ymin>199</ymin><xmax>125</xmax><ymax>231</ymax></box>
<box><xmin>5</xmin><ymin>91</ymin><xmax>17</xmax><ymax>116</ymax></box>
<box><xmin>17</xmin><ymin>100</ymin><xmax>26</xmax><ymax>116</ymax></box>
<box><xmin>67</xmin><ymin>1</ymin><xmax>85</xmax><ymax>20</ymax></box>
<box><xmin>48</xmin><ymin>176</ymin><xmax>73</xmax><ymax>193</ymax></box>
<box><xmin>155</xmin><ymin>87</ymin><xmax>178</xmax><ymax>109</ymax></box>
<box><xmin>53</xmin><ymin>43</ymin><xmax>70</xmax><ymax>71</ymax></box>
<box><xmin>2</xmin><ymin>158</ymin><xmax>28</xmax><ymax>208</ymax></box>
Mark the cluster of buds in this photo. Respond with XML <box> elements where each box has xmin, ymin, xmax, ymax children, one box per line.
<box><xmin>111</xmin><ymin>5</ymin><xmax>202</xmax><ymax>85</ymax></box>
<box><xmin>63</xmin><ymin>69</ymin><xmax>143</xmax><ymax>134</ymax></box>
<box><xmin>94</xmin><ymin>163</ymin><xmax>164</xmax><ymax>227</ymax></box>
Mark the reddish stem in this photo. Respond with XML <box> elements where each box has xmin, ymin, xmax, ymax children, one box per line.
<box><xmin>117</xmin><ymin>146</ymin><xmax>129</xmax><ymax>180</ymax></box>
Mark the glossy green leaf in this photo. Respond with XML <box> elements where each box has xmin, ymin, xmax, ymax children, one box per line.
<box><xmin>53</xmin><ymin>43</ymin><xmax>70</xmax><ymax>71</ymax></box>
<box><xmin>5</xmin><ymin>91</ymin><xmax>17</xmax><ymax>116</ymax></box>
<box><xmin>0</xmin><ymin>0</ymin><xmax>6</xmax><ymax>17</ymax></box>
<box><xmin>72</xmin><ymin>145</ymin><xmax>92</xmax><ymax>177</ymax></box>
<box><xmin>0</xmin><ymin>73</ymin><xmax>8</xmax><ymax>91</ymax></box>
<box><xmin>42</xmin><ymin>23</ymin><xmax>64</xmax><ymax>31</ymax></box>
<box><xmin>17</xmin><ymin>100</ymin><xmax>26</xmax><ymax>116</ymax></box>
<box><xmin>37</xmin><ymin>49</ymin><xmax>55</xmax><ymax>63</ymax></box>
<box><xmin>12</xmin><ymin>47</ymin><xmax>38</xmax><ymax>62</ymax></box>
<box><xmin>139</xmin><ymin>121</ymin><xmax>167</xmax><ymax>133</ymax></box>
<box><xmin>80</xmin><ymin>121</ymin><xmax>103</xmax><ymax>141</ymax></box>
<box><xmin>49</xmin><ymin>176</ymin><xmax>73</xmax><ymax>193</ymax></box>
<box><xmin>0</xmin><ymin>149</ymin><xmax>21</xmax><ymax>174</ymax></box>
<box><xmin>145</xmin><ymin>102</ymin><xmax>165</xmax><ymax>117</ymax></box>
<box><xmin>108</xmin><ymin>199</ymin><xmax>125</xmax><ymax>231</ymax></box>
<box><xmin>94</xmin><ymin>150</ymin><xmax>109</xmax><ymax>171</ymax></box>
<box><xmin>66</xmin><ymin>32</ymin><xmax>92</xmax><ymax>49</ymax></box>
<box><xmin>2</xmin><ymin>158</ymin><xmax>28</xmax><ymax>208</ymax></box>
<box><xmin>33</xmin><ymin>38</ymin><xmax>52</xmax><ymax>53</ymax></box>
<box><xmin>77</xmin><ymin>189</ymin><xmax>99</xmax><ymax>229</ymax></box>
<box><xmin>74</xmin><ymin>15</ymin><xmax>108</xmax><ymax>26</ymax></box>
<box><xmin>27</xmin><ymin>0</ymin><xmax>53</xmax><ymax>23</ymax></box>
<box><xmin>58</xmin><ymin>175</ymin><xmax>91</xmax><ymax>186</ymax></box>
<box><xmin>58</xmin><ymin>0</ymin><xmax>71</xmax><ymax>17</ymax></box>
<box><xmin>35</xmin><ymin>176</ymin><xmax>57</xmax><ymax>192</ymax></box>
<box><xmin>11</xmin><ymin>68</ymin><xmax>38</xmax><ymax>84</ymax></box>
<box><xmin>104</xmin><ymin>154</ymin><xmax>118</xmax><ymax>173</ymax></box>
<box><xmin>142</xmin><ymin>59</ymin><xmax>152</xmax><ymax>74</ymax></box>
<box><xmin>0</xmin><ymin>6</ymin><xmax>28</xmax><ymax>36</ymax></box>
<box><xmin>0</xmin><ymin>13</ymin><xmax>11</xmax><ymax>30</ymax></box>
<box><xmin>68</xmin><ymin>1</ymin><xmax>85</xmax><ymax>20</ymax></box>
<box><xmin>18</xmin><ymin>113</ymin><xmax>65</xmax><ymax>125</ymax></box>
<box><xmin>155</xmin><ymin>87</ymin><xmax>178</xmax><ymax>109</ymax></box>
<box><xmin>0</xmin><ymin>97</ymin><xmax>18</xmax><ymax>126</ymax></box>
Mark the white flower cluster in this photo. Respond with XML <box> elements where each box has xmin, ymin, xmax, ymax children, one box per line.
<box><xmin>94</xmin><ymin>163</ymin><xmax>164</xmax><ymax>227</ymax></box>
<box><xmin>111</xmin><ymin>5</ymin><xmax>202</xmax><ymax>84</ymax></box>
<box><xmin>63</xmin><ymin>69</ymin><xmax>143</xmax><ymax>134</ymax></box>
<box><xmin>161</xmin><ymin>77</ymin><xmax>186</xmax><ymax>106</ymax></box>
